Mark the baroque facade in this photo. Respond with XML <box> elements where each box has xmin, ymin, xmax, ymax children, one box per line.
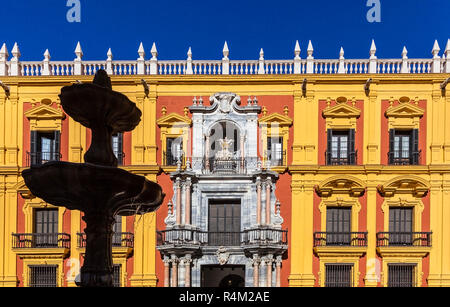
<box><xmin>0</xmin><ymin>39</ymin><xmax>449</xmax><ymax>287</ymax></box>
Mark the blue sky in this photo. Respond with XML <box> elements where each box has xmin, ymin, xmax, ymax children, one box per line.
<box><xmin>0</xmin><ymin>0</ymin><xmax>448</xmax><ymax>61</ymax></box>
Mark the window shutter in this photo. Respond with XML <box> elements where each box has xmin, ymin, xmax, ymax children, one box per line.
<box><xmin>326</xmin><ymin>129</ymin><xmax>333</xmax><ymax>165</ymax></box>
<box><xmin>412</xmin><ymin>129</ymin><xmax>419</xmax><ymax>165</ymax></box>
<box><xmin>389</xmin><ymin>129</ymin><xmax>395</xmax><ymax>164</ymax></box>
<box><xmin>53</xmin><ymin>131</ymin><xmax>61</xmax><ymax>161</ymax></box>
<box><xmin>117</xmin><ymin>133</ymin><xmax>123</xmax><ymax>165</ymax></box>
<box><xmin>30</xmin><ymin>131</ymin><xmax>38</xmax><ymax>165</ymax></box>
<box><xmin>348</xmin><ymin>129</ymin><xmax>355</xmax><ymax>164</ymax></box>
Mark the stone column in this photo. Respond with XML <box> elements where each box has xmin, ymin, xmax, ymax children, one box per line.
<box><xmin>275</xmin><ymin>256</ymin><xmax>282</xmax><ymax>287</ymax></box>
<box><xmin>185</xmin><ymin>178</ymin><xmax>191</xmax><ymax>225</ymax></box>
<box><xmin>256</xmin><ymin>178</ymin><xmax>262</xmax><ymax>225</ymax></box>
<box><xmin>266</xmin><ymin>255</ymin><xmax>273</xmax><ymax>287</ymax></box>
<box><xmin>171</xmin><ymin>256</ymin><xmax>179</xmax><ymax>287</ymax></box>
<box><xmin>184</xmin><ymin>255</ymin><xmax>192</xmax><ymax>287</ymax></box>
<box><xmin>252</xmin><ymin>255</ymin><xmax>260</xmax><ymax>287</ymax></box>
<box><xmin>163</xmin><ymin>257</ymin><xmax>170</xmax><ymax>287</ymax></box>
<box><xmin>176</xmin><ymin>178</ymin><xmax>182</xmax><ymax>225</ymax></box>
<box><xmin>240</xmin><ymin>135</ymin><xmax>245</xmax><ymax>170</ymax></box>
<box><xmin>265</xmin><ymin>179</ymin><xmax>272</xmax><ymax>225</ymax></box>
<box><xmin>205</xmin><ymin>135</ymin><xmax>210</xmax><ymax>170</ymax></box>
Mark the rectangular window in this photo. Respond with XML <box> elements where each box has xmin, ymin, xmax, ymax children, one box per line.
<box><xmin>165</xmin><ymin>137</ymin><xmax>183</xmax><ymax>166</ymax></box>
<box><xmin>112</xmin><ymin>133</ymin><xmax>124</xmax><ymax>165</ymax></box>
<box><xmin>29</xmin><ymin>265</ymin><xmax>57</xmax><ymax>287</ymax></box>
<box><xmin>30</xmin><ymin>131</ymin><xmax>61</xmax><ymax>166</ymax></box>
<box><xmin>388</xmin><ymin>264</ymin><xmax>416</xmax><ymax>287</ymax></box>
<box><xmin>389</xmin><ymin>207</ymin><xmax>413</xmax><ymax>245</ymax></box>
<box><xmin>326</xmin><ymin>129</ymin><xmax>355</xmax><ymax>165</ymax></box>
<box><xmin>389</xmin><ymin>129</ymin><xmax>419</xmax><ymax>165</ymax></box>
<box><xmin>113</xmin><ymin>264</ymin><xmax>121</xmax><ymax>287</ymax></box>
<box><xmin>267</xmin><ymin>137</ymin><xmax>284</xmax><ymax>166</ymax></box>
<box><xmin>33</xmin><ymin>209</ymin><xmax>58</xmax><ymax>247</ymax></box>
<box><xmin>325</xmin><ymin>264</ymin><xmax>353</xmax><ymax>287</ymax></box>
<box><xmin>112</xmin><ymin>215</ymin><xmax>122</xmax><ymax>247</ymax></box>
<box><xmin>326</xmin><ymin>207</ymin><xmax>351</xmax><ymax>245</ymax></box>
<box><xmin>208</xmin><ymin>200</ymin><xmax>241</xmax><ymax>246</ymax></box>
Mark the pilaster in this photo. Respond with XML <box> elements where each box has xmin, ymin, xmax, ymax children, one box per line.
<box><xmin>365</xmin><ymin>81</ymin><xmax>380</xmax><ymax>164</ymax></box>
<box><xmin>430</xmin><ymin>84</ymin><xmax>444</xmax><ymax>164</ymax></box>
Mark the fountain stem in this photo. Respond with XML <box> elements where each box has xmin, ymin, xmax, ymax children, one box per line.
<box><xmin>84</xmin><ymin>124</ymin><xmax>118</xmax><ymax>167</ymax></box>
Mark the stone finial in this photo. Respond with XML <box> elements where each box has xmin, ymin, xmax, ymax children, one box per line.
<box><xmin>151</xmin><ymin>42</ymin><xmax>158</xmax><ymax>60</ymax></box>
<box><xmin>253</xmin><ymin>96</ymin><xmax>258</xmax><ymax>106</ymax></box>
<box><xmin>307</xmin><ymin>40</ymin><xmax>314</xmax><ymax>58</ymax></box>
<box><xmin>276</xmin><ymin>199</ymin><xmax>281</xmax><ymax>215</ymax></box>
<box><xmin>223</xmin><ymin>41</ymin><xmax>229</xmax><ymax>60</ymax></box>
<box><xmin>262</xmin><ymin>106</ymin><xmax>268</xmax><ymax>116</ymax></box>
<box><xmin>74</xmin><ymin>41</ymin><xmax>83</xmax><ymax>60</ymax></box>
<box><xmin>138</xmin><ymin>42</ymin><xmax>145</xmax><ymax>60</ymax></box>
<box><xmin>283</xmin><ymin>106</ymin><xmax>289</xmax><ymax>116</ymax></box>
<box><xmin>43</xmin><ymin>49</ymin><xmax>51</xmax><ymax>61</ymax></box>
<box><xmin>259</xmin><ymin>48</ymin><xmax>264</xmax><ymax>60</ymax></box>
<box><xmin>12</xmin><ymin>42</ymin><xmax>21</xmax><ymax>59</ymax></box>
<box><xmin>294</xmin><ymin>40</ymin><xmax>301</xmax><ymax>59</ymax></box>
<box><xmin>187</xmin><ymin>47</ymin><xmax>192</xmax><ymax>60</ymax></box>
<box><xmin>432</xmin><ymin>40</ymin><xmax>440</xmax><ymax>58</ymax></box>
<box><xmin>339</xmin><ymin>47</ymin><xmax>345</xmax><ymax>59</ymax></box>
<box><xmin>186</xmin><ymin>159</ymin><xmax>192</xmax><ymax>171</ymax></box>
<box><xmin>167</xmin><ymin>200</ymin><xmax>173</xmax><ymax>215</ymax></box>
<box><xmin>107</xmin><ymin>48</ymin><xmax>113</xmax><ymax>60</ymax></box>
<box><xmin>247</xmin><ymin>96</ymin><xmax>252</xmax><ymax>106</ymax></box>
<box><xmin>0</xmin><ymin>43</ymin><xmax>8</xmax><ymax>60</ymax></box>
<box><xmin>198</xmin><ymin>96</ymin><xmax>203</xmax><ymax>106</ymax></box>
<box><xmin>176</xmin><ymin>159</ymin><xmax>182</xmax><ymax>171</ymax></box>
<box><xmin>370</xmin><ymin>40</ymin><xmax>377</xmax><ymax>59</ymax></box>
<box><xmin>184</xmin><ymin>106</ymin><xmax>189</xmax><ymax>117</ymax></box>
<box><xmin>161</xmin><ymin>106</ymin><xmax>167</xmax><ymax>116</ymax></box>
<box><xmin>402</xmin><ymin>46</ymin><xmax>408</xmax><ymax>59</ymax></box>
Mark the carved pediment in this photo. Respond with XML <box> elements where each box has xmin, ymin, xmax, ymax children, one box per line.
<box><xmin>156</xmin><ymin>113</ymin><xmax>192</xmax><ymax>128</ymax></box>
<box><xmin>378</xmin><ymin>176</ymin><xmax>430</xmax><ymax>198</ymax></box>
<box><xmin>24</xmin><ymin>104</ymin><xmax>66</xmax><ymax>121</ymax></box>
<box><xmin>315</xmin><ymin>176</ymin><xmax>366</xmax><ymax>197</ymax></box>
<box><xmin>385</xmin><ymin>102</ymin><xmax>424</xmax><ymax>119</ymax></box>
<box><xmin>322</xmin><ymin>103</ymin><xmax>361</xmax><ymax>119</ymax></box>
<box><xmin>258</xmin><ymin>113</ymin><xmax>293</xmax><ymax>127</ymax></box>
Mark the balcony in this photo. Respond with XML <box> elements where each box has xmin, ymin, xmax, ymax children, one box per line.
<box><xmin>325</xmin><ymin>150</ymin><xmax>357</xmax><ymax>166</ymax></box>
<box><xmin>12</xmin><ymin>233</ymin><xmax>71</xmax><ymax>249</ymax></box>
<box><xmin>163</xmin><ymin>151</ymin><xmax>185</xmax><ymax>167</ymax></box>
<box><xmin>77</xmin><ymin>232</ymin><xmax>134</xmax><ymax>248</ymax></box>
<box><xmin>263</xmin><ymin>150</ymin><xmax>287</xmax><ymax>171</ymax></box>
<box><xmin>26</xmin><ymin>152</ymin><xmax>62</xmax><ymax>167</ymax></box>
<box><xmin>376</xmin><ymin>232</ymin><xmax>432</xmax><ymax>258</ymax></box>
<box><xmin>157</xmin><ymin>228</ymin><xmax>288</xmax><ymax>252</ymax></box>
<box><xmin>388</xmin><ymin>150</ymin><xmax>421</xmax><ymax>165</ymax></box>
<box><xmin>202</xmin><ymin>157</ymin><xmax>247</xmax><ymax>175</ymax></box>
<box><xmin>314</xmin><ymin>232</ymin><xmax>367</xmax><ymax>247</ymax></box>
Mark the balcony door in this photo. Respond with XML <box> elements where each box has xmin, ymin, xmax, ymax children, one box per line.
<box><xmin>30</xmin><ymin>131</ymin><xmax>60</xmax><ymax>165</ymax></box>
<box><xmin>326</xmin><ymin>207</ymin><xmax>351</xmax><ymax>245</ymax></box>
<box><xmin>34</xmin><ymin>208</ymin><xmax>58</xmax><ymax>247</ymax></box>
<box><xmin>389</xmin><ymin>129</ymin><xmax>419</xmax><ymax>165</ymax></box>
<box><xmin>267</xmin><ymin>136</ymin><xmax>284</xmax><ymax>166</ymax></box>
<box><xmin>208</xmin><ymin>200</ymin><xmax>241</xmax><ymax>246</ymax></box>
<box><xmin>389</xmin><ymin>207</ymin><xmax>413</xmax><ymax>245</ymax></box>
<box><xmin>326</xmin><ymin>129</ymin><xmax>355</xmax><ymax>165</ymax></box>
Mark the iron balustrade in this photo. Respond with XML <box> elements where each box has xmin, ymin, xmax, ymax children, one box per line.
<box><xmin>388</xmin><ymin>150</ymin><xmax>421</xmax><ymax>165</ymax></box>
<box><xmin>163</xmin><ymin>151</ymin><xmax>185</xmax><ymax>167</ymax></box>
<box><xmin>12</xmin><ymin>233</ymin><xmax>70</xmax><ymax>249</ymax></box>
<box><xmin>376</xmin><ymin>232</ymin><xmax>432</xmax><ymax>247</ymax></box>
<box><xmin>264</xmin><ymin>150</ymin><xmax>287</xmax><ymax>167</ymax></box>
<box><xmin>157</xmin><ymin>228</ymin><xmax>288</xmax><ymax>247</ymax></box>
<box><xmin>325</xmin><ymin>150</ymin><xmax>357</xmax><ymax>165</ymax></box>
<box><xmin>314</xmin><ymin>232</ymin><xmax>368</xmax><ymax>247</ymax></box>
<box><xmin>203</xmin><ymin>157</ymin><xmax>247</xmax><ymax>175</ymax></box>
<box><xmin>77</xmin><ymin>232</ymin><xmax>134</xmax><ymax>248</ymax></box>
<box><xmin>26</xmin><ymin>151</ymin><xmax>62</xmax><ymax>167</ymax></box>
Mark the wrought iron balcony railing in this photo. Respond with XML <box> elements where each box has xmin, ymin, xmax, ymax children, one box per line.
<box><xmin>264</xmin><ymin>150</ymin><xmax>287</xmax><ymax>167</ymax></box>
<box><xmin>376</xmin><ymin>232</ymin><xmax>432</xmax><ymax>247</ymax></box>
<box><xmin>157</xmin><ymin>228</ymin><xmax>288</xmax><ymax>247</ymax></box>
<box><xmin>77</xmin><ymin>232</ymin><xmax>134</xmax><ymax>248</ymax></box>
<box><xmin>12</xmin><ymin>233</ymin><xmax>71</xmax><ymax>249</ymax></box>
<box><xmin>314</xmin><ymin>232</ymin><xmax>368</xmax><ymax>247</ymax></box>
<box><xmin>388</xmin><ymin>150</ymin><xmax>421</xmax><ymax>165</ymax></box>
<box><xmin>325</xmin><ymin>150</ymin><xmax>357</xmax><ymax>166</ymax></box>
<box><xmin>163</xmin><ymin>151</ymin><xmax>185</xmax><ymax>167</ymax></box>
<box><xmin>203</xmin><ymin>157</ymin><xmax>247</xmax><ymax>175</ymax></box>
<box><xmin>26</xmin><ymin>151</ymin><xmax>62</xmax><ymax>167</ymax></box>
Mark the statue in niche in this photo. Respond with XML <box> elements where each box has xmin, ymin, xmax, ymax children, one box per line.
<box><xmin>215</xmin><ymin>137</ymin><xmax>234</xmax><ymax>160</ymax></box>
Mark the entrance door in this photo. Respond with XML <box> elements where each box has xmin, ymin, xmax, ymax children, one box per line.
<box><xmin>201</xmin><ymin>265</ymin><xmax>245</xmax><ymax>287</ymax></box>
<box><xmin>208</xmin><ymin>200</ymin><xmax>241</xmax><ymax>246</ymax></box>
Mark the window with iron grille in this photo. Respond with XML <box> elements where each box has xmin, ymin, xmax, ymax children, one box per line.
<box><xmin>113</xmin><ymin>264</ymin><xmax>121</xmax><ymax>287</ymax></box>
<box><xmin>388</xmin><ymin>264</ymin><xmax>416</xmax><ymax>287</ymax></box>
<box><xmin>33</xmin><ymin>208</ymin><xmax>58</xmax><ymax>247</ymax></box>
<box><xmin>208</xmin><ymin>200</ymin><xmax>241</xmax><ymax>246</ymax></box>
<box><xmin>30</xmin><ymin>131</ymin><xmax>61</xmax><ymax>166</ymax></box>
<box><xmin>29</xmin><ymin>265</ymin><xmax>57</xmax><ymax>287</ymax></box>
<box><xmin>112</xmin><ymin>133</ymin><xmax>124</xmax><ymax>165</ymax></box>
<box><xmin>389</xmin><ymin>207</ymin><xmax>413</xmax><ymax>245</ymax></box>
<box><xmin>112</xmin><ymin>215</ymin><xmax>122</xmax><ymax>247</ymax></box>
<box><xmin>326</xmin><ymin>129</ymin><xmax>356</xmax><ymax>165</ymax></box>
<box><xmin>325</xmin><ymin>264</ymin><xmax>353</xmax><ymax>287</ymax></box>
<box><xmin>326</xmin><ymin>207</ymin><xmax>351</xmax><ymax>245</ymax></box>
<box><xmin>267</xmin><ymin>136</ymin><xmax>284</xmax><ymax>166</ymax></box>
<box><xmin>389</xmin><ymin>129</ymin><xmax>419</xmax><ymax>165</ymax></box>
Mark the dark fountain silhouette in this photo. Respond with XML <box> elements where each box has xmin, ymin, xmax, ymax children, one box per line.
<box><xmin>22</xmin><ymin>70</ymin><xmax>165</xmax><ymax>287</ymax></box>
